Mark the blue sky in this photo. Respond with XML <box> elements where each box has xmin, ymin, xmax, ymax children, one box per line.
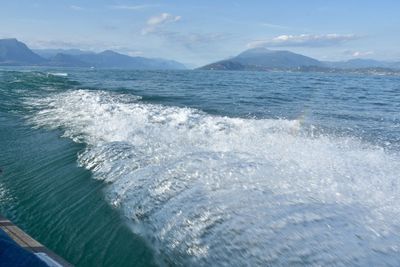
<box><xmin>1</xmin><ymin>0</ymin><xmax>399</xmax><ymax>66</ymax></box>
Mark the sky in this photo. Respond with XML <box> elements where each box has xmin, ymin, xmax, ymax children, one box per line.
<box><xmin>1</xmin><ymin>0</ymin><xmax>399</xmax><ymax>66</ymax></box>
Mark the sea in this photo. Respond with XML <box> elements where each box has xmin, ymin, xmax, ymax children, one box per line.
<box><xmin>0</xmin><ymin>68</ymin><xmax>399</xmax><ymax>266</ymax></box>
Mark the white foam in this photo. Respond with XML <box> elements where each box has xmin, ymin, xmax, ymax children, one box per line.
<box><xmin>47</xmin><ymin>72</ymin><xmax>68</xmax><ymax>77</ymax></box>
<box><xmin>26</xmin><ymin>89</ymin><xmax>400</xmax><ymax>265</ymax></box>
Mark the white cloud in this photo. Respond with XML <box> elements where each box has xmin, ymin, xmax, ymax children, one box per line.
<box><xmin>247</xmin><ymin>34</ymin><xmax>360</xmax><ymax>48</ymax></box>
<box><xmin>343</xmin><ymin>50</ymin><xmax>375</xmax><ymax>57</ymax></box>
<box><xmin>352</xmin><ymin>51</ymin><xmax>374</xmax><ymax>57</ymax></box>
<box><xmin>70</xmin><ymin>5</ymin><xmax>83</xmax><ymax>10</ymax></box>
<box><xmin>142</xmin><ymin>13</ymin><xmax>181</xmax><ymax>34</ymax></box>
<box><xmin>147</xmin><ymin>13</ymin><xmax>181</xmax><ymax>26</ymax></box>
<box><xmin>109</xmin><ymin>5</ymin><xmax>158</xmax><ymax>10</ymax></box>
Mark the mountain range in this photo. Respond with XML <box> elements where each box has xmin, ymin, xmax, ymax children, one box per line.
<box><xmin>0</xmin><ymin>38</ymin><xmax>186</xmax><ymax>70</ymax></box>
<box><xmin>1</xmin><ymin>38</ymin><xmax>400</xmax><ymax>72</ymax></box>
<box><xmin>199</xmin><ymin>47</ymin><xmax>400</xmax><ymax>71</ymax></box>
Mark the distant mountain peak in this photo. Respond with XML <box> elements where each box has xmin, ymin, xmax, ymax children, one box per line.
<box><xmin>100</xmin><ymin>50</ymin><xmax>121</xmax><ymax>56</ymax></box>
<box><xmin>1</xmin><ymin>38</ymin><xmax>19</xmax><ymax>42</ymax></box>
<box><xmin>200</xmin><ymin>48</ymin><xmax>322</xmax><ymax>70</ymax></box>
<box><xmin>33</xmin><ymin>48</ymin><xmax>95</xmax><ymax>59</ymax></box>
<box><xmin>0</xmin><ymin>38</ymin><xmax>186</xmax><ymax>69</ymax></box>
<box><xmin>0</xmin><ymin>38</ymin><xmax>45</xmax><ymax>65</ymax></box>
<box><xmin>323</xmin><ymin>58</ymin><xmax>400</xmax><ymax>69</ymax></box>
<box><xmin>0</xmin><ymin>38</ymin><xmax>27</xmax><ymax>47</ymax></box>
<box><xmin>236</xmin><ymin>47</ymin><xmax>273</xmax><ymax>57</ymax></box>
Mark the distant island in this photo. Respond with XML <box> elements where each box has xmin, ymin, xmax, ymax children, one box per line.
<box><xmin>0</xmin><ymin>38</ymin><xmax>186</xmax><ymax>70</ymax></box>
<box><xmin>199</xmin><ymin>47</ymin><xmax>400</xmax><ymax>75</ymax></box>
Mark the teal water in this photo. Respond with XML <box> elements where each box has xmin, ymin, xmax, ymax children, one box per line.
<box><xmin>1</xmin><ymin>68</ymin><xmax>400</xmax><ymax>266</ymax></box>
<box><xmin>0</xmin><ymin>70</ymin><xmax>157</xmax><ymax>266</ymax></box>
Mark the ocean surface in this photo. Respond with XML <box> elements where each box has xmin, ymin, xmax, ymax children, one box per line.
<box><xmin>0</xmin><ymin>68</ymin><xmax>400</xmax><ymax>266</ymax></box>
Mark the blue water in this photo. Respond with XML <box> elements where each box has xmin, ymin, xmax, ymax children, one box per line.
<box><xmin>1</xmin><ymin>68</ymin><xmax>400</xmax><ymax>266</ymax></box>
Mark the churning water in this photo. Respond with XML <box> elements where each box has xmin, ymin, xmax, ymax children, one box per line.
<box><xmin>1</xmin><ymin>69</ymin><xmax>400</xmax><ymax>266</ymax></box>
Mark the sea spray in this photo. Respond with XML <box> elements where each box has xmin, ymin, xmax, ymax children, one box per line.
<box><xmin>25</xmin><ymin>89</ymin><xmax>400</xmax><ymax>266</ymax></box>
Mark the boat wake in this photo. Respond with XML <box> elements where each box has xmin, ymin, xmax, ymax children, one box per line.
<box><xmin>26</xmin><ymin>89</ymin><xmax>400</xmax><ymax>266</ymax></box>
